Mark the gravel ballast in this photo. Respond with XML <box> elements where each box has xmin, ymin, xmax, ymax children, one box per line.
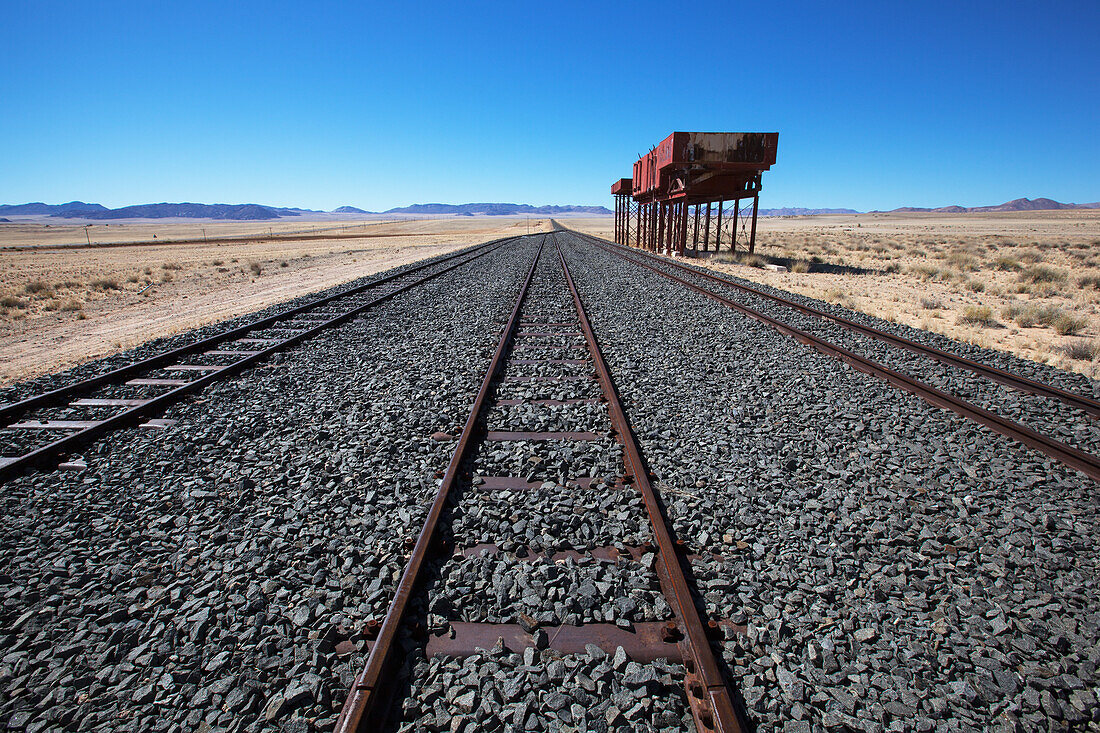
<box><xmin>4</xmin><ymin>231</ymin><xmax>1099</xmax><ymax>732</ymax></box>
<box><xmin>559</xmin><ymin>231</ymin><xmax>1100</xmax><ymax>732</ymax></box>
<box><xmin>0</xmin><ymin>239</ymin><xmax>536</xmax><ymax>731</ymax></box>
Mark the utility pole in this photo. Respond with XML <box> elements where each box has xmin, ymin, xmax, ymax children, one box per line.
<box><xmin>202</xmin><ymin>228</ymin><xmax>207</xmax><ymax>243</ymax></box>
<box><xmin>84</xmin><ymin>225</ymin><xmax>91</xmax><ymax>245</ymax></box>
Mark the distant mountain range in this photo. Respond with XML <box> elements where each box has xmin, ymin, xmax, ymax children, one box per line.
<box><xmin>885</xmin><ymin>197</ymin><xmax>1100</xmax><ymax>213</ymax></box>
<box><xmin>1</xmin><ymin>197</ymin><xmax>1095</xmax><ymax>221</ymax></box>
<box><xmin>0</xmin><ymin>201</ymin><xmax>611</xmax><ymax>220</ymax></box>
<box><xmin>380</xmin><ymin>203</ymin><xmax>612</xmax><ymax>216</ymax></box>
<box><xmin>760</xmin><ymin>207</ymin><xmax>859</xmax><ymax>216</ymax></box>
<box><xmin>0</xmin><ymin>201</ymin><xmax>108</xmax><ymax>216</ymax></box>
<box><xmin>0</xmin><ymin>201</ymin><xmax>303</xmax><ymax>220</ymax></box>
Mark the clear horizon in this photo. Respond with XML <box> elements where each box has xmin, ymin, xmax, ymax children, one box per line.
<box><xmin>3</xmin><ymin>1</ymin><xmax>1097</xmax><ymax>212</ymax></box>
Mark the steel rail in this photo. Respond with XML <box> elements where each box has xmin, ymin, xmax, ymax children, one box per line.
<box><xmin>335</xmin><ymin>239</ymin><xmax>545</xmax><ymax>733</ymax></box>
<box><xmin>577</xmin><ymin>231</ymin><xmax>1100</xmax><ymax>419</ymax></box>
<box><xmin>571</xmin><ymin>232</ymin><xmax>1100</xmax><ymax>484</ymax></box>
<box><xmin>556</xmin><ymin>240</ymin><xmax>746</xmax><ymax>733</ymax></box>
<box><xmin>0</xmin><ymin>237</ymin><xmax>511</xmax><ymax>426</ymax></box>
<box><xmin>0</xmin><ymin>239</ymin><xmax>512</xmax><ymax>484</ymax></box>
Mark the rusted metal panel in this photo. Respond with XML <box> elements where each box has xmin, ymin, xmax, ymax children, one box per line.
<box><xmin>425</xmin><ymin>622</ymin><xmax>683</xmax><ymax>663</ymax></box>
<box><xmin>627</xmin><ymin>132</ymin><xmax>778</xmax><ymax>200</ymax></box>
<box><xmin>610</xmin><ymin>178</ymin><xmax>632</xmax><ymax>195</ymax></box>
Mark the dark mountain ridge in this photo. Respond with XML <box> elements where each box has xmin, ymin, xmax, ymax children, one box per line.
<box><xmin>382</xmin><ymin>203</ymin><xmax>612</xmax><ymax>216</ymax></box>
<box><xmin>886</xmin><ymin>197</ymin><xmax>1100</xmax><ymax>213</ymax></box>
<box><xmin>0</xmin><ymin>201</ymin><xmax>107</xmax><ymax>216</ymax></box>
<box><xmin>74</xmin><ymin>203</ymin><xmax>300</xmax><ymax>220</ymax></box>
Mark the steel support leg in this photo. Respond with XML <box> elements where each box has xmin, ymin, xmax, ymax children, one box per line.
<box><xmin>703</xmin><ymin>203</ymin><xmax>711</xmax><ymax>252</ymax></box>
<box><xmin>732</xmin><ymin>201</ymin><xmax>739</xmax><ymax>255</ymax></box>
<box><xmin>678</xmin><ymin>202</ymin><xmax>688</xmax><ymax>256</ymax></box>
<box><xmin>750</xmin><ymin>195</ymin><xmax>759</xmax><ymax>254</ymax></box>
<box><xmin>715</xmin><ymin>200</ymin><xmax>723</xmax><ymax>250</ymax></box>
<box><xmin>692</xmin><ymin>205</ymin><xmax>699</xmax><ymax>253</ymax></box>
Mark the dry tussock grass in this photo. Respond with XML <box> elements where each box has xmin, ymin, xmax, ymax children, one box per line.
<box><xmin>668</xmin><ymin>211</ymin><xmax>1100</xmax><ymax>375</ymax></box>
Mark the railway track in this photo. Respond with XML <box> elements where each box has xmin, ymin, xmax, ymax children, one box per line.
<box><xmin>3</xmin><ymin>232</ymin><xmax>1099</xmax><ymax>730</ymax></box>
<box><xmin>337</xmin><ymin>233</ymin><xmax>746</xmax><ymax>732</ymax></box>
<box><xmin>564</xmin><ymin>227</ymin><xmax>1100</xmax><ymax>483</ymax></box>
<box><xmin>0</xmin><ymin>237</ymin><xmax>516</xmax><ymax>483</ymax></box>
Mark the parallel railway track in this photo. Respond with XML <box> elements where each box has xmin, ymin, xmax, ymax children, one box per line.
<box><xmin>564</xmin><ymin>227</ymin><xmax>1100</xmax><ymax>483</ymax></box>
<box><xmin>0</xmin><ymin>237</ymin><xmax>516</xmax><ymax>483</ymax></box>
<box><xmin>337</xmin><ymin>233</ymin><xmax>747</xmax><ymax>732</ymax></box>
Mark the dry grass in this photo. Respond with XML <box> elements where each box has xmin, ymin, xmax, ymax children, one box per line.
<box><xmin>569</xmin><ymin>210</ymin><xmax>1100</xmax><ymax>375</ymax></box>
<box><xmin>0</xmin><ymin>215</ymin><xmax>549</xmax><ymax>383</ymax></box>
<box><xmin>1063</xmin><ymin>340</ymin><xmax>1100</xmax><ymax>361</ymax></box>
<box><xmin>959</xmin><ymin>305</ymin><xmax>997</xmax><ymax>327</ymax></box>
<box><xmin>90</xmin><ymin>278</ymin><xmax>121</xmax><ymax>291</ymax></box>
<box><xmin>1054</xmin><ymin>314</ymin><xmax>1089</xmax><ymax>336</ymax></box>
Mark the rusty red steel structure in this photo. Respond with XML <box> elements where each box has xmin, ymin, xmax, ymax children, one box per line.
<box><xmin>612</xmin><ymin>132</ymin><xmax>778</xmax><ymax>256</ymax></box>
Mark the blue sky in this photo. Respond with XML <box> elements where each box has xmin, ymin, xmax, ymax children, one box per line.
<box><xmin>2</xmin><ymin>0</ymin><xmax>1097</xmax><ymax>211</ymax></box>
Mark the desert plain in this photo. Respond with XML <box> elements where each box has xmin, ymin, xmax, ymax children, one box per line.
<box><xmin>2</xmin><ymin>210</ymin><xmax>1098</xmax><ymax>385</ymax></box>
<box><xmin>572</xmin><ymin>209</ymin><xmax>1100</xmax><ymax>376</ymax></box>
<box><xmin>0</xmin><ymin>216</ymin><xmax>551</xmax><ymax>383</ymax></box>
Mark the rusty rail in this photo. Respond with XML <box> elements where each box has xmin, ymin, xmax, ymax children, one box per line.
<box><xmin>568</xmin><ymin>229</ymin><xmax>1100</xmax><ymax>484</ymax></box>
<box><xmin>557</xmin><ymin>240</ymin><xmax>746</xmax><ymax>733</ymax></box>
<box><xmin>334</xmin><ymin>238</ymin><xmax>545</xmax><ymax>731</ymax></box>
<box><xmin>336</xmin><ymin>233</ymin><xmax>747</xmax><ymax>731</ymax></box>
<box><xmin>588</xmin><ymin>233</ymin><xmax>1100</xmax><ymax>419</ymax></box>
<box><xmin>0</xmin><ymin>238</ymin><xmax>513</xmax><ymax>483</ymax></box>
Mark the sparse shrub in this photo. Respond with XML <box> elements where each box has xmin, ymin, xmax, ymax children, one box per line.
<box><xmin>280</xmin><ymin>261</ymin><xmax>289</xmax><ymax>268</ymax></box>
<box><xmin>90</xmin><ymin>278</ymin><xmax>120</xmax><ymax>291</ymax></box>
<box><xmin>966</xmin><ymin>279</ymin><xmax>985</xmax><ymax>293</ymax></box>
<box><xmin>1003</xmin><ymin>303</ymin><xmax>1068</xmax><ymax>329</ymax></box>
<box><xmin>60</xmin><ymin>299</ymin><xmax>83</xmax><ymax>311</ymax></box>
<box><xmin>1063</xmin><ymin>339</ymin><xmax>1100</xmax><ymax>361</ymax></box>
<box><xmin>946</xmin><ymin>252</ymin><xmax>979</xmax><ymax>271</ymax></box>
<box><xmin>161</xmin><ymin>272</ymin><xmax>173</xmax><ymax>283</ymax></box>
<box><xmin>249</xmin><ymin>261</ymin><xmax>263</xmax><ymax>275</ymax></box>
<box><xmin>920</xmin><ymin>297</ymin><xmax>945</xmax><ymax>310</ymax></box>
<box><xmin>24</xmin><ymin>280</ymin><xmax>52</xmax><ymax>295</ymax></box>
<box><xmin>959</xmin><ymin>305</ymin><xmax>997</xmax><ymax>327</ymax></box>
<box><xmin>1078</xmin><ymin>274</ymin><xmax>1100</xmax><ymax>289</ymax></box>
<box><xmin>43</xmin><ymin>299</ymin><xmax>60</xmax><ymax>311</ymax></box>
<box><xmin>1</xmin><ymin>295</ymin><xmax>27</xmax><ymax>308</ymax></box>
<box><xmin>76</xmin><ymin>311</ymin><xmax>86</xmax><ymax>320</ymax></box>
<box><xmin>790</xmin><ymin>260</ymin><xmax>810</xmax><ymax>273</ymax></box>
<box><xmin>143</xmin><ymin>267</ymin><xmax>152</xmax><ymax>275</ymax></box>
<box><xmin>127</xmin><ymin>274</ymin><xmax>140</xmax><ymax>283</ymax></box>
<box><xmin>162</xmin><ymin>262</ymin><xmax>182</xmax><ymax>270</ymax></box>
<box><xmin>212</xmin><ymin>260</ymin><xmax>224</xmax><ymax>266</ymax></box>
<box><xmin>61</xmin><ymin>280</ymin><xmax>82</xmax><ymax>288</ymax></box>
<box><xmin>1054</xmin><ymin>314</ymin><xmax>1089</xmax><ymax>336</ymax></box>
<box><xmin>1020</xmin><ymin>265</ymin><xmax>1066</xmax><ymax>284</ymax></box>
<box><xmin>911</xmin><ymin>264</ymin><xmax>939</xmax><ymax>280</ymax></box>
<box><xmin>993</xmin><ymin>256</ymin><xmax>1021</xmax><ymax>271</ymax></box>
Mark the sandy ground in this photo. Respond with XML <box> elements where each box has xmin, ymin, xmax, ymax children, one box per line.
<box><xmin>0</xmin><ymin>217</ymin><xmax>552</xmax><ymax>384</ymax></box>
<box><xmin>569</xmin><ymin>211</ymin><xmax>1100</xmax><ymax>376</ymax></box>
